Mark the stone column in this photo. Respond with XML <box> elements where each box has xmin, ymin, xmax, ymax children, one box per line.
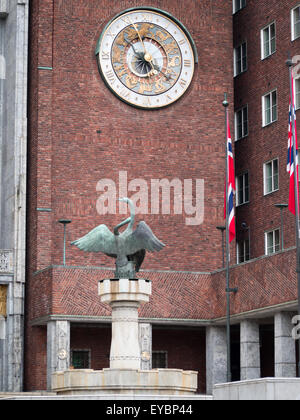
<box><xmin>206</xmin><ymin>326</ymin><xmax>227</xmax><ymax>395</ymax></box>
<box><xmin>0</xmin><ymin>315</ymin><xmax>6</xmax><ymax>391</ymax></box>
<box><xmin>275</xmin><ymin>312</ymin><xmax>296</xmax><ymax>377</ymax></box>
<box><xmin>139</xmin><ymin>323</ymin><xmax>152</xmax><ymax>370</ymax></box>
<box><xmin>240</xmin><ymin>320</ymin><xmax>261</xmax><ymax>380</ymax></box>
<box><xmin>99</xmin><ymin>279</ymin><xmax>152</xmax><ymax>370</ymax></box>
<box><xmin>47</xmin><ymin>321</ymin><xmax>70</xmax><ymax>390</ymax></box>
<box><xmin>110</xmin><ymin>300</ymin><xmax>141</xmax><ymax>369</ymax></box>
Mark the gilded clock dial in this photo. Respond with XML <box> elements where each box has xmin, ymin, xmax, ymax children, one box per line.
<box><xmin>96</xmin><ymin>9</ymin><xmax>196</xmax><ymax>109</ymax></box>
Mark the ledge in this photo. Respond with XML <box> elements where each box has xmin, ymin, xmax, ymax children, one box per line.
<box><xmin>52</xmin><ymin>368</ymin><xmax>198</xmax><ymax>396</ymax></box>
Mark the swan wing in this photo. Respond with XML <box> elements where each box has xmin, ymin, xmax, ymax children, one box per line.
<box><xmin>125</xmin><ymin>221</ymin><xmax>165</xmax><ymax>255</ymax></box>
<box><xmin>71</xmin><ymin>224</ymin><xmax>117</xmax><ymax>254</ymax></box>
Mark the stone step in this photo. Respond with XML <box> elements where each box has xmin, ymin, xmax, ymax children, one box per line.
<box><xmin>0</xmin><ymin>393</ymin><xmax>212</xmax><ymax>401</ymax></box>
<box><xmin>0</xmin><ymin>392</ymin><xmax>57</xmax><ymax>400</ymax></box>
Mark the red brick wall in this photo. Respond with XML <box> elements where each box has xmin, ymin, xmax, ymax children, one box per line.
<box><xmin>233</xmin><ymin>0</ymin><xmax>300</xmax><ymax>259</ymax></box>
<box><xmin>71</xmin><ymin>326</ymin><xmax>111</xmax><ymax>371</ymax></box>
<box><xmin>212</xmin><ymin>247</ymin><xmax>297</xmax><ymax>318</ymax></box>
<box><xmin>24</xmin><ymin>326</ymin><xmax>47</xmax><ymax>391</ymax></box>
<box><xmin>25</xmin><ymin>0</ymin><xmax>233</xmax><ymax>388</ymax></box>
<box><xmin>27</xmin><ymin>0</ymin><xmax>234</xmax><ymax>275</ymax></box>
<box><xmin>25</xmin><ymin>248</ymin><xmax>298</xmax><ymax>323</ymax></box>
<box><xmin>153</xmin><ymin>327</ymin><xmax>206</xmax><ymax>394</ymax></box>
<box><xmin>70</xmin><ymin>326</ymin><xmax>206</xmax><ymax>394</ymax></box>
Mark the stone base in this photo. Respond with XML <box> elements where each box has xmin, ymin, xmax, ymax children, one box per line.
<box><xmin>213</xmin><ymin>378</ymin><xmax>300</xmax><ymax>400</ymax></box>
<box><xmin>99</xmin><ymin>279</ymin><xmax>152</xmax><ymax>370</ymax></box>
<box><xmin>0</xmin><ymin>393</ymin><xmax>212</xmax><ymax>401</ymax></box>
<box><xmin>52</xmin><ymin>369</ymin><xmax>198</xmax><ymax>396</ymax></box>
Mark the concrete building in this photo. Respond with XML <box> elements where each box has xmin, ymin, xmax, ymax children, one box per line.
<box><xmin>0</xmin><ymin>0</ymin><xmax>300</xmax><ymax>396</ymax></box>
<box><xmin>0</xmin><ymin>0</ymin><xmax>28</xmax><ymax>392</ymax></box>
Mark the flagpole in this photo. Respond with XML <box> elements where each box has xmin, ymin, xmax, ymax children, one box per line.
<box><xmin>287</xmin><ymin>57</ymin><xmax>300</xmax><ymax>378</ymax></box>
<box><xmin>223</xmin><ymin>93</ymin><xmax>232</xmax><ymax>383</ymax></box>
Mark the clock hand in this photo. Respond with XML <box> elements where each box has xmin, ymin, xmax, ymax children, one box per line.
<box><xmin>127</xmin><ymin>20</ymin><xmax>156</xmax><ymax>78</ymax></box>
<box><xmin>125</xmin><ymin>39</ymin><xmax>144</xmax><ymax>60</ymax></box>
<box><xmin>126</xmin><ymin>22</ymin><xmax>168</xmax><ymax>79</ymax></box>
<box><xmin>151</xmin><ymin>63</ymin><xmax>172</xmax><ymax>81</ymax></box>
<box><xmin>128</xmin><ymin>19</ymin><xmax>147</xmax><ymax>55</ymax></box>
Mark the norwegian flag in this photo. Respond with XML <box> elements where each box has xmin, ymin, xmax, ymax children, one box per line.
<box><xmin>287</xmin><ymin>73</ymin><xmax>299</xmax><ymax>216</ymax></box>
<box><xmin>224</xmin><ymin>113</ymin><xmax>236</xmax><ymax>243</ymax></box>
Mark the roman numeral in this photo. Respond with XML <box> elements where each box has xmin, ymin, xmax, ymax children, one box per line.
<box><xmin>178</xmin><ymin>39</ymin><xmax>186</xmax><ymax>45</ymax></box>
<box><xmin>184</xmin><ymin>59</ymin><xmax>192</xmax><ymax>67</ymax></box>
<box><xmin>142</xmin><ymin>97</ymin><xmax>152</xmax><ymax>107</ymax></box>
<box><xmin>105</xmin><ymin>70</ymin><xmax>116</xmax><ymax>85</ymax></box>
<box><xmin>106</xmin><ymin>28</ymin><xmax>116</xmax><ymax>38</ymax></box>
<box><xmin>166</xmin><ymin>94</ymin><xmax>173</xmax><ymax>103</ymax></box>
<box><xmin>121</xmin><ymin>16</ymin><xmax>131</xmax><ymax>25</ymax></box>
<box><xmin>179</xmin><ymin>78</ymin><xmax>187</xmax><ymax>89</ymax></box>
<box><xmin>142</xmin><ymin>14</ymin><xmax>152</xmax><ymax>22</ymax></box>
<box><xmin>119</xmin><ymin>89</ymin><xmax>131</xmax><ymax>99</ymax></box>
<box><xmin>101</xmin><ymin>51</ymin><xmax>110</xmax><ymax>60</ymax></box>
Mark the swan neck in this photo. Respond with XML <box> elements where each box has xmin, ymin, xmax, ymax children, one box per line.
<box><xmin>127</xmin><ymin>200</ymin><xmax>135</xmax><ymax>229</ymax></box>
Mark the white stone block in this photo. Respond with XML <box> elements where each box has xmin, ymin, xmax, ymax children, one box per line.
<box><xmin>0</xmin><ymin>0</ymin><xmax>8</xmax><ymax>18</ymax></box>
<box><xmin>0</xmin><ymin>316</ymin><xmax>6</xmax><ymax>339</ymax></box>
<box><xmin>0</xmin><ymin>250</ymin><xmax>13</xmax><ymax>273</ymax></box>
<box><xmin>214</xmin><ymin>378</ymin><xmax>300</xmax><ymax>400</ymax></box>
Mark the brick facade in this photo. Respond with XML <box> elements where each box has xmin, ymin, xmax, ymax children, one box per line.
<box><xmin>234</xmin><ymin>0</ymin><xmax>300</xmax><ymax>258</ymax></box>
<box><xmin>24</xmin><ymin>0</ymin><xmax>300</xmax><ymax>392</ymax></box>
<box><xmin>26</xmin><ymin>0</ymin><xmax>234</xmax><ymax>275</ymax></box>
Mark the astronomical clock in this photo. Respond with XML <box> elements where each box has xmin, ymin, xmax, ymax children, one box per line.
<box><xmin>95</xmin><ymin>7</ymin><xmax>197</xmax><ymax>109</ymax></box>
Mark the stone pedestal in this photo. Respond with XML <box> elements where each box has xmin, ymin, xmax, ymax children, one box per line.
<box><xmin>52</xmin><ymin>278</ymin><xmax>198</xmax><ymax>396</ymax></box>
<box><xmin>99</xmin><ymin>278</ymin><xmax>151</xmax><ymax>370</ymax></box>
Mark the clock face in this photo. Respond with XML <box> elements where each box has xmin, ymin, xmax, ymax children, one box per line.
<box><xmin>96</xmin><ymin>9</ymin><xmax>196</xmax><ymax>109</ymax></box>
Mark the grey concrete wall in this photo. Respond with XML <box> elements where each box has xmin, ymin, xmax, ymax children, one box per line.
<box><xmin>206</xmin><ymin>327</ymin><xmax>227</xmax><ymax>395</ymax></box>
<box><xmin>0</xmin><ymin>0</ymin><xmax>28</xmax><ymax>392</ymax></box>
<box><xmin>47</xmin><ymin>321</ymin><xmax>71</xmax><ymax>391</ymax></box>
<box><xmin>275</xmin><ymin>312</ymin><xmax>296</xmax><ymax>377</ymax></box>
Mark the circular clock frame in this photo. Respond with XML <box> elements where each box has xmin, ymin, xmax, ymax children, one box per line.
<box><xmin>95</xmin><ymin>7</ymin><xmax>198</xmax><ymax>110</ymax></box>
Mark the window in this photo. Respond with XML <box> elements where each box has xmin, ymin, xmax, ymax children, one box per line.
<box><xmin>264</xmin><ymin>159</ymin><xmax>279</xmax><ymax>195</ymax></box>
<box><xmin>265</xmin><ymin>229</ymin><xmax>280</xmax><ymax>255</ymax></box>
<box><xmin>292</xmin><ymin>5</ymin><xmax>300</xmax><ymax>41</ymax></box>
<box><xmin>261</xmin><ymin>23</ymin><xmax>276</xmax><ymax>59</ymax></box>
<box><xmin>71</xmin><ymin>350</ymin><xmax>91</xmax><ymax>369</ymax></box>
<box><xmin>237</xmin><ymin>239</ymin><xmax>250</xmax><ymax>264</ymax></box>
<box><xmin>262</xmin><ymin>90</ymin><xmax>277</xmax><ymax>126</ymax></box>
<box><xmin>235</xmin><ymin>106</ymin><xmax>248</xmax><ymax>140</ymax></box>
<box><xmin>233</xmin><ymin>0</ymin><xmax>246</xmax><ymax>14</ymax></box>
<box><xmin>295</xmin><ymin>77</ymin><xmax>300</xmax><ymax>110</ymax></box>
<box><xmin>152</xmin><ymin>351</ymin><xmax>168</xmax><ymax>369</ymax></box>
<box><xmin>234</xmin><ymin>42</ymin><xmax>247</xmax><ymax>76</ymax></box>
<box><xmin>236</xmin><ymin>172</ymin><xmax>249</xmax><ymax>205</ymax></box>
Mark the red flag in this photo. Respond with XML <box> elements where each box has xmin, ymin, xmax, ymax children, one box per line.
<box><xmin>287</xmin><ymin>73</ymin><xmax>299</xmax><ymax>216</ymax></box>
<box><xmin>224</xmin><ymin>114</ymin><xmax>236</xmax><ymax>243</ymax></box>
